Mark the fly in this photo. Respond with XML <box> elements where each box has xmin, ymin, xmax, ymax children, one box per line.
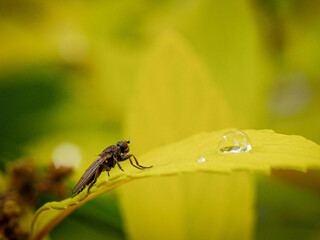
<box><xmin>72</xmin><ymin>141</ymin><xmax>152</xmax><ymax>196</ymax></box>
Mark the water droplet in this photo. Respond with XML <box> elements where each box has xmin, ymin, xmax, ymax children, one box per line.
<box><xmin>218</xmin><ymin>130</ymin><xmax>252</xmax><ymax>154</ymax></box>
<box><xmin>197</xmin><ymin>157</ymin><xmax>206</xmax><ymax>163</ymax></box>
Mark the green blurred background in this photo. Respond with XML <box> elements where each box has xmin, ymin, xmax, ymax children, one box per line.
<box><xmin>1</xmin><ymin>0</ymin><xmax>320</xmax><ymax>239</ymax></box>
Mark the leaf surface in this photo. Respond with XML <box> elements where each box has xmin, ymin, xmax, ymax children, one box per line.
<box><xmin>31</xmin><ymin>129</ymin><xmax>320</xmax><ymax>239</ymax></box>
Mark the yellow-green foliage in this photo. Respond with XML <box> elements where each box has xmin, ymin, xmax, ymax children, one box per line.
<box><xmin>30</xmin><ymin>19</ymin><xmax>320</xmax><ymax>240</ymax></box>
<box><xmin>31</xmin><ymin>129</ymin><xmax>320</xmax><ymax>239</ymax></box>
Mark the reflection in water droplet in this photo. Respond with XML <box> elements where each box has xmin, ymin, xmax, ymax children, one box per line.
<box><xmin>218</xmin><ymin>130</ymin><xmax>252</xmax><ymax>154</ymax></box>
<box><xmin>197</xmin><ymin>157</ymin><xmax>206</xmax><ymax>163</ymax></box>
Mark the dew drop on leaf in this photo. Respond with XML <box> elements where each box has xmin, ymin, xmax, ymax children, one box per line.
<box><xmin>218</xmin><ymin>130</ymin><xmax>252</xmax><ymax>154</ymax></box>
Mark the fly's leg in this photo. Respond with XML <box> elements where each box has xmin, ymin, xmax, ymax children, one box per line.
<box><xmin>129</xmin><ymin>158</ymin><xmax>144</xmax><ymax>170</ymax></box>
<box><xmin>132</xmin><ymin>154</ymin><xmax>152</xmax><ymax>168</ymax></box>
<box><xmin>113</xmin><ymin>156</ymin><xmax>124</xmax><ymax>171</ymax></box>
<box><xmin>121</xmin><ymin>154</ymin><xmax>142</xmax><ymax>169</ymax></box>
<box><xmin>78</xmin><ymin>185</ymin><xmax>85</xmax><ymax>194</ymax></box>
<box><xmin>121</xmin><ymin>154</ymin><xmax>153</xmax><ymax>169</ymax></box>
<box><xmin>87</xmin><ymin>168</ymin><xmax>100</xmax><ymax>194</ymax></box>
<box><xmin>72</xmin><ymin>185</ymin><xmax>85</xmax><ymax>198</ymax></box>
<box><xmin>125</xmin><ymin>155</ymin><xmax>144</xmax><ymax>170</ymax></box>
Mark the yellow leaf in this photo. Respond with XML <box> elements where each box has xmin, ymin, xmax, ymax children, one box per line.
<box><xmin>31</xmin><ymin>129</ymin><xmax>320</xmax><ymax>239</ymax></box>
<box><xmin>119</xmin><ymin>29</ymin><xmax>240</xmax><ymax>239</ymax></box>
<box><xmin>119</xmin><ymin>171</ymin><xmax>254</xmax><ymax>240</ymax></box>
<box><xmin>118</xmin><ymin>28</ymin><xmax>256</xmax><ymax>240</ymax></box>
<box><xmin>171</xmin><ymin>0</ymin><xmax>272</xmax><ymax>128</ymax></box>
<box><xmin>124</xmin><ymin>30</ymin><xmax>233</xmax><ymax>154</ymax></box>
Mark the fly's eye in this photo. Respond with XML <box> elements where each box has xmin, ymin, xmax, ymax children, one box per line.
<box><xmin>117</xmin><ymin>141</ymin><xmax>129</xmax><ymax>152</ymax></box>
<box><xmin>121</xmin><ymin>142</ymin><xmax>128</xmax><ymax>149</ymax></box>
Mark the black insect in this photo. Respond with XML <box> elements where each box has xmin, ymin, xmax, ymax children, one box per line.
<box><xmin>72</xmin><ymin>141</ymin><xmax>152</xmax><ymax>196</ymax></box>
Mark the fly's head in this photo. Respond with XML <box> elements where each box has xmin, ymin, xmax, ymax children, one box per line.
<box><xmin>117</xmin><ymin>141</ymin><xmax>130</xmax><ymax>154</ymax></box>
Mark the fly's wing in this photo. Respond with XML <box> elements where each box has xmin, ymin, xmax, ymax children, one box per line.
<box><xmin>72</xmin><ymin>155</ymin><xmax>109</xmax><ymax>194</ymax></box>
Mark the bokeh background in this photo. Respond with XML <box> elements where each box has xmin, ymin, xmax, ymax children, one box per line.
<box><xmin>1</xmin><ymin>0</ymin><xmax>320</xmax><ymax>239</ymax></box>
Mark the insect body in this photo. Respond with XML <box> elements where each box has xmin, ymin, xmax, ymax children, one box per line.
<box><xmin>72</xmin><ymin>141</ymin><xmax>152</xmax><ymax>196</ymax></box>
